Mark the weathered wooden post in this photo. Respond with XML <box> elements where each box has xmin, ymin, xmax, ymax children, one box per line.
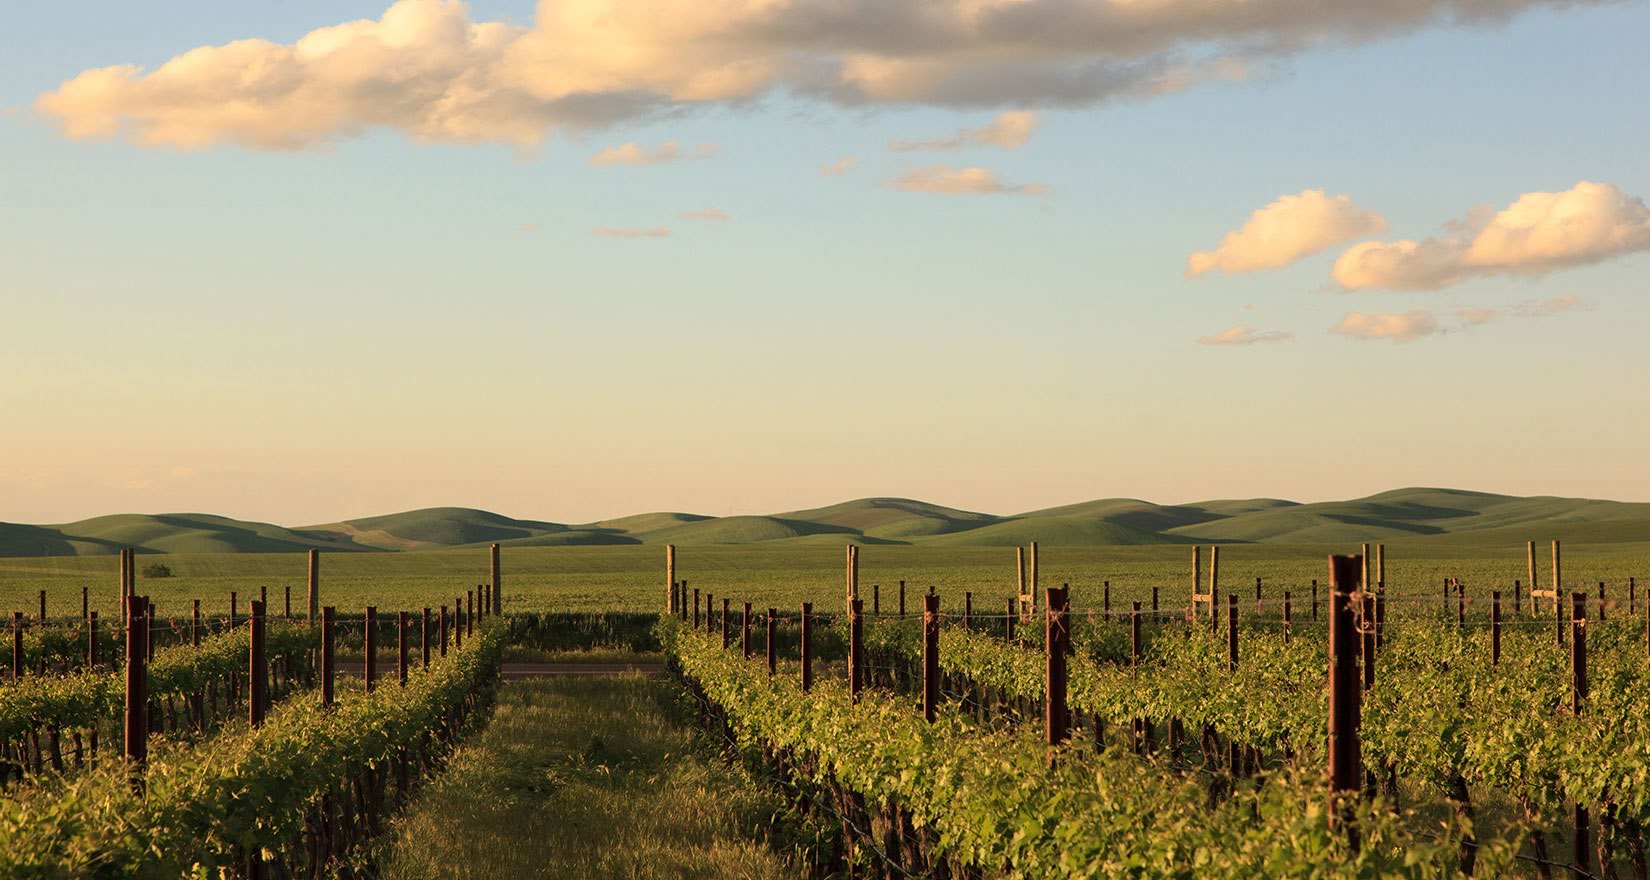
<box><xmin>766</xmin><ymin>608</ymin><xmax>777</xmax><ymax>676</ymax></box>
<box><xmin>398</xmin><ymin>611</ymin><xmax>409</xmax><ymax>686</ymax></box>
<box><xmin>693</xmin><ymin>589</ymin><xmax>701</xmax><ymax>629</ymax></box>
<box><xmin>230</xmin><ymin>591</ymin><xmax>238</xmax><ymax>632</ymax></box>
<box><xmin>364</xmin><ymin>606</ymin><xmax>377</xmax><ymax>694</ymax></box>
<box><xmin>1152</xmin><ymin>586</ymin><xmax>1159</xmax><ymax>619</ymax></box>
<box><xmin>1361</xmin><ymin>544</ymin><xmax>1371</xmax><ymax>592</ymax></box>
<box><xmin>665</xmin><ymin>544</ymin><xmax>676</xmax><ymax>612</ymax></box>
<box><xmin>250</xmin><ymin>600</ymin><xmax>267</xmax><ymax>726</ymax></box>
<box><xmin>1045</xmin><ymin>585</ymin><xmax>1070</xmax><ymax>752</ymax></box>
<box><xmin>307</xmin><ymin>549</ymin><xmax>320</xmax><ymax>625</ymax></box>
<box><xmin>1375</xmin><ymin>586</ymin><xmax>1386</xmax><ymax>651</ymax></box>
<box><xmin>1255</xmin><ymin>577</ymin><xmax>1262</xmax><ymax>616</ymax></box>
<box><xmin>439</xmin><ymin>605</ymin><xmax>449</xmax><ymax>657</ymax></box>
<box><xmin>1573</xmin><ymin>590</ymin><xmax>1589</xmax><ymax>876</ymax></box>
<box><xmin>1191</xmin><ymin>545</ymin><xmax>1201</xmax><ymax>622</ymax></box>
<box><xmin>1492</xmin><ymin>591</ymin><xmax>1502</xmax><ymax>665</ymax></box>
<box><xmin>1376</xmin><ymin>544</ymin><xmax>1386</xmax><ymax>594</ymax></box>
<box><xmin>873</xmin><ymin>583</ymin><xmax>880</xmax><ymax>615</ymax></box>
<box><xmin>742</xmin><ymin>602</ymin><xmax>752</xmax><ymax>660</ymax></box>
<box><xmin>800</xmin><ymin>603</ymin><xmax>813</xmax><ymax>692</ymax></box>
<box><xmin>466</xmin><ymin>591</ymin><xmax>474</xmax><ymax>637</ymax></box>
<box><xmin>1005</xmin><ymin>597</ymin><xmax>1016</xmax><ymax>642</ymax></box>
<box><xmin>455</xmin><ymin>595</ymin><xmax>465</xmax><ymax>649</ymax></box>
<box><xmin>321</xmin><ymin>606</ymin><xmax>335</xmax><ymax>708</ymax></box>
<box><xmin>124</xmin><ymin>596</ymin><xmax>147</xmax><ymax>795</ymax></box>
<box><xmin>11</xmin><ymin>611</ymin><xmax>22</xmax><ymax>681</ymax></box>
<box><xmin>1029</xmin><ymin>541</ymin><xmax>1040</xmax><ymax>616</ymax></box>
<box><xmin>1598</xmin><ymin>582</ymin><xmax>1607</xmax><ymax>622</ymax></box>
<box><xmin>421</xmin><ymin>608</ymin><xmax>431</xmax><ymax>669</ymax></box>
<box><xmin>849</xmin><ymin>598</ymin><xmax>863</xmax><ymax>703</ymax></box>
<box><xmin>1210</xmin><ymin>546</ymin><xmax>1221</xmax><ymax>631</ymax></box>
<box><xmin>1328</xmin><ymin>555</ymin><xmax>1363</xmax><ymax>848</ymax></box>
<box><xmin>490</xmin><ymin>542</ymin><xmax>502</xmax><ymax>615</ymax></box>
<box><xmin>1363</xmin><ymin>593</ymin><xmax>1376</xmax><ymax>692</ymax></box>
<box><xmin>1131</xmin><ymin>601</ymin><xmax>1143</xmax><ymax>755</ymax></box>
<box><xmin>722</xmin><ymin>598</ymin><xmax>730</xmax><ymax>650</ymax></box>
<box><xmin>192</xmin><ymin>599</ymin><xmax>201</xmax><ymax>647</ymax></box>
<box><xmin>1514</xmin><ymin>579</ymin><xmax>1522</xmax><ymax>615</ymax></box>
<box><xmin>283</xmin><ymin>585</ymin><xmax>291</xmax><ymax>620</ymax></box>
<box><xmin>922</xmin><ymin>594</ymin><xmax>939</xmax><ymax>723</ymax></box>
<box><xmin>1526</xmin><ymin>540</ymin><xmax>1537</xmax><ymax>614</ymax></box>
<box><xmin>1016</xmin><ymin>546</ymin><xmax>1027</xmax><ymax>616</ymax></box>
<box><xmin>82</xmin><ymin>586</ymin><xmax>88</xmax><ymax>623</ymax></box>
<box><xmin>146</xmin><ymin>598</ymin><xmax>156</xmax><ymax>662</ymax></box>
<box><xmin>1312</xmin><ymin>580</ymin><xmax>1319</xmax><ymax>620</ymax></box>
<box><xmin>899</xmin><ymin>581</ymin><xmax>907</xmax><ymax>618</ymax></box>
<box><xmin>1457</xmin><ymin>581</ymin><xmax>1466</xmax><ymax>628</ymax></box>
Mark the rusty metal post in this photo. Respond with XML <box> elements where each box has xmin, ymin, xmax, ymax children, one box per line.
<box><xmin>1046</xmin><ymin>585</ymin><xmax>1070</xmax><ymax>752</ymax></box>
<box><xmin>849</xmin><ymin>598</ymin><xmax>863</xmax><ymax>703</ymax></box>
<box><xmin>1492</xmin><ymin>591</ymin><xmax>1501</xmax><ymax>665</ymax></box>
<box><xmin>364</xmin><ymin>606</ymin><xmax>377</xmax><ymax>694</ymax></box>
<box><xmin>250</xmin><ymin>600</ymin><xmax>267</xmax><ymax>726</ymax></box>
<box><xmin>321</xmin><ymin>606</ymin><xmax>336</xmax><ymax>708</ymax></box>
<box><xmin>398</xmin><ymin>611</ymin><xmax>409</xmax><ymax>686</ymax></box>
<box><xmin>1328</xmin><ymin>555</ymin><xmax>1363</xmax><ymax>847</ymax></box>
<box><xmin>922</xmin><ymin>594</ymin><xmax>940</xmax><ymax>723</ymax></box>
<box><xmin>124</xmin><ymin>596</ymin><xmax>147</xmax><ymax>795</ymax></box>
<box><xmin>1573</xmin><ymin>590</ymin><xmax>1588</xmax><ymax>876</ymax></box>
<box><xmin>766</xmin><ymin>608</ymin><xmax>777</xmax><ymax>676</ymax></box>
<box><xmin>800</xmin><ymin>603</ymin><xmax>813</xmax><ymax>692</ymax></box>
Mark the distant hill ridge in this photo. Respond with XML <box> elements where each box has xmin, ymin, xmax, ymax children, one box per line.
<box><xmin>2</xmin><ymin>488</ymin><xmax>1646</xmax><ymax>557</ymax></box>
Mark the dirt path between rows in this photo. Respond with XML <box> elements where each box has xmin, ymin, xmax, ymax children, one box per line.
<box><xmin>335</xmin><ymin>662</ymin><xmax>665</xmax><ymax>679</ymax></box>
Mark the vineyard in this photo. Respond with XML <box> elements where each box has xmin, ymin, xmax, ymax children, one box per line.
<box><xmin>2</xmin><ymin>538</ymin><xmax>1649</xmax><ymax>877</ymax></box>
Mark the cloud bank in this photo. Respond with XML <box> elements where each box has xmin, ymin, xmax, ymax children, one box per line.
<box><xmin>1330</xmin><ymin>310</ymin><xmax>1440</xmax><ymax>343</ymax></box>
<box><xmin>1187</xmin><ymin>189</ymin><xmax>1386</xmax><ymax>276</ymax></box>
<box><xmin>890</xmin><ymin>111</ymin><xmax>1038</xmax><ymax>151</ymax></box>
<box><xmin>1333</xmin><ymin>182</ymin><xmax>1650</xmax><ymax>290</ymax></box>
<box><xmin>35</xmin><ymin>0</ymin><xmax>1602</xmax><ymax>150</ymax></box>
<box><xmin>1197</xmin><ymin>325</ymin><xmax>1293</xmax><ymax>346</ymax></box>
<box><xmin>894</xmin><ymin>164</ymin><xmax>1047</xmax><ymax>195</ymax></box>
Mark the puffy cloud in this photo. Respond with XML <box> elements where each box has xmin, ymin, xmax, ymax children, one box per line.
<box><xmin>1333</xmin><ymin>182</ymin><xmax>1650</xmax><ymax>290</ymax></box>
<box><xmin>1197</xmin><ymin>325</ymin><xmax>1293</xmax><ymax>346</ymax></box>
<box><xmin>35</xmin><ymin>0</ymin><xmax>1593</xmax><ymax>150</ymax></box>
<box><xmin>890</xmin><ymin>111</ymin><xmax>1039</xmax><ymax>151</ymax></box>
<box><xmin>680</xmin><ymin>208</ymin><xmax>730</xmax><ymax>221</ymax></box>
<box><xmin>1330</xmin><ymin>310</ymin><xmax>1440</xmax><ymax>343</ymax></box>
<box><xmin>592</xmin><ymin>227</ymin><xmax>671</xmax><ymax>238</ymax></box>
<box><xmin>819</xmin><ymin>156</ymin><xmax>858</xmax><ymax>176</ymax></box>
<box><xmin>1186</xmin><ymin>189</ymin><xmax>1386</xmax><ymax>276</ymax></box>
<box><xmin>894</xmin><ymin>164</ymin><xmax>1048</xmax><ymax>195</ymax></box>
<box><xmin>590</xmin><ymin>141</ymin><xmax>717</xmax><ymax>166</ymax></box>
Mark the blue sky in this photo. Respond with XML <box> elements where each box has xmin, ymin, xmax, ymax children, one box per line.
<box><xmin>2</xmin><ymin>0</ymin><xmax>1647</xmax><ymax>524</ymax></box>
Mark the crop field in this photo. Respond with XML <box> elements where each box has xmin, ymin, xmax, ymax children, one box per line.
<box><xmin>3</xmin><ymin>539</ymin><xmax>1648</xmax><ymax>619</ymax></box>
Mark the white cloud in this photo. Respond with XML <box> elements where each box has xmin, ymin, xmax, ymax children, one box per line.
<box><xmin>819</xmin><ymin>156</ymin><xmax>858</xmax><ymax>176</ymax></box>
<box><xmin>1197</xmin><ymin>325</ymin><xmax>1293</xmax><ymax>346</ymax></box>
<box><xmin>592</xmin><ymin>227</ymin><xmax>671</xmax><ymax>238</ymax></box>
<box><xmin>590</xmin><ymin>141</ymin><xmax>717</xmax><ymax>167</ymax></box>
<box><xmin>890</xmin><ymin>111</ymin><xmax>1039</xmax><ymax>151</ymax></box>
<box><xmin>1330</xmin><ymin>310</ymin><xmax>1440</xmax><ymax>343</ymax></box>
<box><xmin>680</xmin><ymin>208</ymin><xmax>730</xmax><ymax>221</ymax></box>
<box><xmin>894</xmin><ymin>164</ymin><xmax>1048</xmax><ymax>196</ymax></box>
<box><xmin>1187</xmin><ymin>189</ymin><xmax>1386</xmax><ymax>276</ymax></box>
<box><xmin>34</xmin><ymin>0</ymin><xmax>1586</xmax><ymax>150</ymax></box>
<box><xmin>1333</xmin><ymin>182</ymin><xmax>1650</xmax><ymax>290</ymax></box>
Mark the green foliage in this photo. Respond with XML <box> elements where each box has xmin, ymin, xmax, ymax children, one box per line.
<box><xmin>140</xmin><ymin>563</ymin><xmax>172</xmax><ymax>579</ymax></box>
<box><xmin>663</xmin><ymin>620</ymin><xmax>1518</xmax><ymax>877</ymax></box>
<box><xmin>0</xmin><ymin>626</ymin><xmax>503</xmax><ymax>877</ymax></box>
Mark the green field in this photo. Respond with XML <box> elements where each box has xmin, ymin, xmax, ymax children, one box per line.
<box><xmin>3</xmin><ymin>539</ymin><xmax>1646</xmax><ymax>620</ymax></box>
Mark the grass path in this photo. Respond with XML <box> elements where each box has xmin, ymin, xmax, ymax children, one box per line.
<box><xmin>380</xmin><ymin>674</ymin><xmax>801</xmax><ymax>880</ymax></box>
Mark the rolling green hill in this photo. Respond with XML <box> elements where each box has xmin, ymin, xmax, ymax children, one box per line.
<box><xmin>4</xmin><ymin>488</ymin><xmax>1646</xmax><ymax>557</ymax></box>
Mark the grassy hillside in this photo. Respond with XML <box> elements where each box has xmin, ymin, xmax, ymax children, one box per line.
<box><xmin>5</xmin><ymin>488</ymin><xmax>1646</xmax><ymax>558</ymax></box>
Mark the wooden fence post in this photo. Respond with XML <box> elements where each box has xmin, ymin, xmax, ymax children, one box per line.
<box><xmin>1016</xmin><ymin>546</ymin><xmax>1026</xmax><ymax>617</ymax></box>
<box><xmin>1375</xmin><ymin>587</ymin><xmax>1386</xmax><ymax>652</ymax></box>
<box><xmin>1255</xmin><ymin>577</ymin><xmax>1262</xmax><ymax>616</ymax></box>
<box><xmin>849</xmin><ymin>598</ymin><xmax>863</xmax><ymax>703</ymax></box>
<box><xmin>1228</xmin><ymin>594</ymin><xmax>1241</xmax><ymax>774</ymax></box>
<box><xmin>250</xmin><ymin>600</ymin><xmax>267</xmax><ymax>726</ymax></box>
<box><xmin>124</xmin><ymin>596</ymin><xmax>147</xmax><ymax>795</ymax></box>
<box><xmin>1131</xmin><ymin>601</ymin><xmax>1142</xmax><ymax>754</ymax></box>
<box><xmin>766</xmin><ymin>608</ymin><xmax>777</xmax><ymax>677</ymax></box>
<box><xmin>722</xmin><ymin>598</ymin><xmax>730</xmax><ymax>649</ymax></box>
<box><xmin>1328</xmin><ymin>555</ymin><xmax>1363</xmax><ymax>848</ymax></box>
<box><xmin>490</xmin><ymin>542</ymin><xmax>502</xmax><ymax>615</ymax></box>
<box><xmin>706</xmin><ymin>593</ymin><xmax>714</xmax><ymax>635</ymax></box>
<box><xmin>1046</xmin><ymin>585</ymin><xmax>1070</xmax><ymax>753</ymax></box>
<box><xmin>1152</xmin><ymin>586</ymin><xmax>1159</xmax><ymax>618</ymax></box>
<box><xmin>1599</xmin><ymin>582</ymin><xmax>1607</xmax><ymax>622</ymax></box>
<box><xmin>421</xmin><ymin>608</ymin><xmax>431</xmax><ymax>669</ymax></box>
<box><xmin>1104</xmin><ymin>581</ymin><xmax>1111</xmax><ymax>618</ymax></box>
<box><xmin>321</xmin><ymin>606</ymin><xmax>335</xmax><ymax>708</ymax></box>
<box><xmin>466</xmin><ymin>591</ymin><xmax>474</xmax><ymax>637</ymax></box>
<box><xmin>192</xmin><ymin>600</ymin><xmax>201</xmax><ymax>647</ymax></box>
<box><xmin>665</xmin><ymin>544</ymin><xmax>675</xmax><ymax>613</ymax></box>
<box><xmin>440</xmin><ymin>605</ymin><xmax>449</xmax><ymax>657</ymax></box>
<box><xmin>873</xmin><ymin>584</ymin><xmax>880</xmax><ymax>616</ymax></box>
<box><xmin>1363</xmin><ymin>592</ymin><xmax>1376</xmax><ymax>692</ymax></box>
<box><xmin>364</xmin><ymin>606</ymin><xmax>377</xmax><ymax>694</ymax></box>
<box><xmin>284</xmin><ymin>585</ymin><xmax>291</xmax><ymax>620</ymax></box>
<box><xmin>1573</xmin><ymin>590</ymin><xmax>1588</xmax><ymax>876</ymax></box>
<box><xmin>1192</xmin><ymin>545</ymin><xmax>1201</xmax><ymax>622</ymax></box>
<box><xmin>1312</xmin><ymin>580</ymin><xmax>1319</xmax><ymax>620</ymax></box>
<box><xmin>922</xmin><ymin>594</ymin><xmax>940</xmax><ymax>723</ymax></box>
<box><xmin>743</xmin><ymin>602</ymin><xmax>752</xmax><ymax>660</ymax></box>
<box><xmin>398</xmin><ymin>611</ymin><xmax>409</xmax><ymax>686</ymax></box>
<box><xmin>82</xmin><ymin>586</ymin><xmax>88</xmax><ymax>623</ymax></box>
<box><xmin>899</xmin><ymin>581</ymin><xmax>907</xmax><ymax>618</ymax></box>
<box><xmin>454</xmin><ymin>596</ymin><xmax>464</xmax><ymax>649</ymax></box>
<box><xmin>1492</xmin><ymin>591</ymin><xmax>1501</xmax><ymax>665</ymax></box>
<box><xmin>307</xmin><ymin>549</ymin><xmax>320</xmax><ymax>626</ymax></box>
<box><xmin>680</xmin><ymin>580</ymin><xmax>689</xmax><ymax>621</ymax></box>
<box><xmin>800</xmin><ymin>603</ymin><xmax>813</xmax><ymax>692</ymax></box>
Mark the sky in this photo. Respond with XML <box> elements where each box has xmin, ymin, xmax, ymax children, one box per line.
<box><xmin>2</xmin><ymin>0</ymin><xmax>1648</xmax><ymax>526</ymax></box>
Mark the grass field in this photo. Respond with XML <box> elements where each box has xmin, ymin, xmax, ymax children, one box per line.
<box><xmin>2</xmin><ymin>539</ymin><xmax>1647</xmax><ymax>619</ymax></box>
<box><xmin>379</xmin><ymin>675</ymin><xmax>802</xmax><ymax>880</ymax></box>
